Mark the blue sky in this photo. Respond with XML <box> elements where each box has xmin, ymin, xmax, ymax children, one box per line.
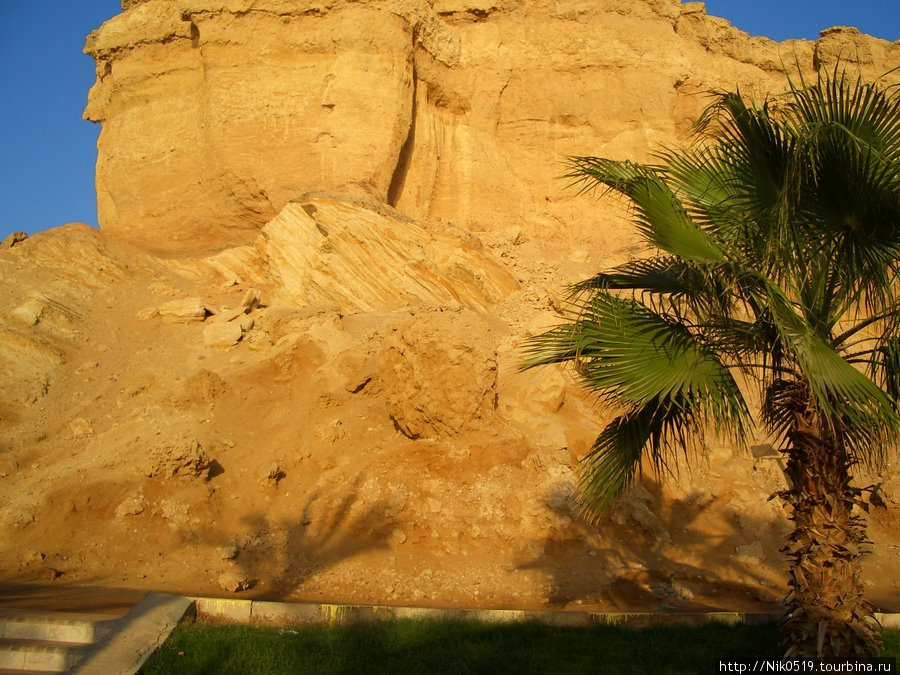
<box><xmin>0</xmin><ymin>1</ymin><xmax>898</xmax><ymax>242</ymax></box>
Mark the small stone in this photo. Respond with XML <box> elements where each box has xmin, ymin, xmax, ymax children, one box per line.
<box><xmin>70</xmin><ymin>418</ymin><xmax>93</xmax><ymax>437</ymax></box>
<box><xmin>218</xmin><ymin>545</ymin><xmax>239</xmax><ymax>561</ymax></box>
<box><xmin>315</xmin><ymin>419</ymin><xmax>346</xmax><ymax>443</ymax></box>
<box><xmin>239</xmin><ymin>315</ymin><xmax>255</xmax><ymax>331</ymax></box>
<box><xmin>240</xmin><ymin>289</ymin><xmax>261</xmax><ymax>313</ymax></box>
<box><xmin>672</xmin><ymin>583</ymin><xmax>694</xmax><ymax>601</ymax></box>
<box><xmin>261</xmin><ymin>464</ymin><xmax>286</xmax><ymax>486</ymax></box>
<box><xmin>26</xmin><ymin>550</ymin><xmax>46</xmax><ymax>563</ymax></box>
<box><xmin>218</xmin><ymin>572</ymin><xmax>252</xmax><ymax>593</ymax></box>
<box><xmin>45</xmin><ymin>568</ymin><xmax>64</xmax><ymax>580</ymax></box>
<box><xmin>203</xmin><ymin>321</ymin><xmax>243</xmax><ymax>348</ymax></box>
<box><xmin>11</xmin><ymin>299</ymin><xmax>45</xmax><ymax>326</ymax></box>
<box><xmin>115</xmin><ymin>493</ymin><xmax>146</xmax><ymax>517</ymax></box>
<box><xmin>157</xmin><ymin>298</ymin><xmax>210</xmax><ymax>323</ymax></box>
<box><xmin>391</xmin><ymin>529</ymin><xmax>407</xmax><ymax>545</ymax></box>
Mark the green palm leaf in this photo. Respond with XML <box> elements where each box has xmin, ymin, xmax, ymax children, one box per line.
<box><xmin>523</xmin><ymin>292</ymin><xmax>750</xmax><ymax>512</ymax></box>
<box><xmin>762</xmin><ymin>279</ymin><xmax>899</xmax><ymax>429</ymax></box>
<box><xmin>565</xmin><ymin>157</ymin><xmax>725</xmax><ymax>263</ymax></box>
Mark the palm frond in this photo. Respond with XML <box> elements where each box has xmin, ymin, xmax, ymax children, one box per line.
<box><xmin>785</xmin><ymin>69</ymin><xmax>900</xmax><ymax>317</ymax></box>
<box><xmin>522</xmin><ymin>290</ymin><xmax>750</xmax><ymax>520</ymax></box>
<box><xmin>565</xmin><ymin>157</ymin><xmax>725</xmax><ymax>263</ymax></box>
<box><xmin>763</xmin><ymin>280</ymin><xmax>899</xmax><ymax>430</ymax></box>
<box><xmin>576</xmin><ymin>403</ymin><xmax>691</xmax><ymax>515</ymax></box>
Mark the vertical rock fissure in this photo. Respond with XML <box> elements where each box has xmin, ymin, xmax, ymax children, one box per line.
<box><xmin>387</xmin><ymin>62</ymin><xmax>418</xmax><ymax>208</ymax></box>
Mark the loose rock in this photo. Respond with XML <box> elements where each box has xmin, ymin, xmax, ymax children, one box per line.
<box><xmin>261</xmin><ymin>464</ymin><xmax>286</xmax><ymax>486</ymax></box>
<box><xmin>115</xmin><ymin>492</ymin><xmax>146</xmax><ymax>517</ymax></box>
<box><xmin>218</xmin><ymin>572</ymin><xmax>252</xmax><ymax>593</ymax></box>
<box><xmin>218</xmin><ymin>545</ymin><xmax>239</xmax><ymax>561</ymax></box>
<box><xmin>157</xmin><ymin>297</ymin><xmax>210</xmax><ymax>323</ymax></box>
<box><xmin>203</xmin><ymin>321</ymin><xmax>243</xmax><ymax>348</ymax></box>
<box><xmin>11</xmin><ymin>299</ymin><xmax>45</xmax><ymax>326</ymax></box>
<box><xmin>147</xmin><ymin>438</ymin><xmax>212</xmax><ymax>479</ymax></box>
<box><xmin>240</xmin><ymin>289</ymin><xmax>261</xmax><ymax>313</ymax></box>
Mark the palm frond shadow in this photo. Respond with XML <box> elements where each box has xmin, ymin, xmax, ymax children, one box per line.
<box><xmin>518</xmin><ymin>476</ymin><xmax>786</xmax><ymax>611</ymax></box>
<box><xmin>177</xmin><ymin>477</ymin><xmax>393</xmax><ymax>599</ymax></box>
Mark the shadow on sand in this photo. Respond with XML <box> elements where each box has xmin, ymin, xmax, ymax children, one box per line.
<box><xmin>518</xmin><ymin>477</ymin><xmax>786</xmax><ymax>612</ymax></box>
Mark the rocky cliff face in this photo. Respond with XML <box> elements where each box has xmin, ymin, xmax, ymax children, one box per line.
<box><xmin>85</xmin><ymin>0</ymin><xmax>899</xmax><ymax>251</ymax></box>
<box><xmin>1</xmin><ymin>2</ymin><xmax>898</xmax><ymax>610</ymax></box>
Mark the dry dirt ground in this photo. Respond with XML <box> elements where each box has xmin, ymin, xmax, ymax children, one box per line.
<box><xmin>2</xmin><ymin>194</ymin><xmax>900</xmax><ymax>614</ymax></box>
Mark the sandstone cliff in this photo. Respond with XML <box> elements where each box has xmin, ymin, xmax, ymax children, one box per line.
<box><xmin>0</xmin><ymin>1</ymin><xmax>898</xmax><ymax>611</ymax></box>
<box><xmin>85</xmin><ymin>0</ymin><xmax>899</xmax><ymax>251</ymax></box>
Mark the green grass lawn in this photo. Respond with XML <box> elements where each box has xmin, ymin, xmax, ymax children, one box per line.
<box><xmin>140</xmin><ymin>619</ymin><xmax>900</xmax><ymax>674</ymax></box>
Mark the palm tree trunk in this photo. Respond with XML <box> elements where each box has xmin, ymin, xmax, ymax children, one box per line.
<box><xmin>781</xmin><ymin>407</ymin><xmax>881</xmax><ymax>658</ymax></box>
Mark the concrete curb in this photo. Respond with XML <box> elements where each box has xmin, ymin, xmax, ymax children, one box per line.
<box><xmin>70</xmin><ymin>593</ymin><xmax>194</xmax><ymax>675</ymax></box>
<box><xmin>193</xmin><ymin>597</ymin><xmax>782</xmax><ymax>628</ymax></box>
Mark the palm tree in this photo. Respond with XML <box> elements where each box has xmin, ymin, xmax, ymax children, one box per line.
<box><xmin>522</xmin><ymin>69</ymin><xmax>900</xmax><ymax>658</ymax></box>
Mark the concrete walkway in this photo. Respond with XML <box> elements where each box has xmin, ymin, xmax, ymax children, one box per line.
<box><xmin>71</xmin><ymin>594</ymin><xmax>192</xmax><ymax>675</ymax></box>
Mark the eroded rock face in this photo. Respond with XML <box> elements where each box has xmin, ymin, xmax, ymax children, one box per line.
<box><xmin>86</xmin><ymin>2</ymin><xmax>418</xmax><ymax>250</ymax></box>
<box><xmin>380</xmin><ymin>310</ymin><xmax>502</xmax><ymax>439</ymax></box>
<box><xmin>85</xmin><ymin>1</ymin><xmax>900</xmax><ymax>251</ymax></box>
<box><xmin>261</xmin><ymin>189</ymin><xmax>519</xmax><ymax>312</ymax></box>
